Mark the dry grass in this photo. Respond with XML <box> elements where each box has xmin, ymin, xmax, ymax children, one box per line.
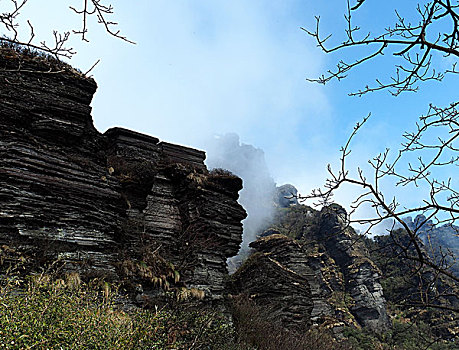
<box><xmin>0</xmin><ymin>269</ymin><xmax>238</xmax><ymax>349</ymax></box>
<box><xmin>230</xmin><ymin>295</ymin><xmax>354</xmax><ymax>350</ymax></box>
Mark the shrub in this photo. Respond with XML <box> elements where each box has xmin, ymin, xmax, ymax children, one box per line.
<box><xmin>230</xmin><ymin>295</ymin><xmax>354</xmax><ymax>350</ymax></box>
<box><xmin>0</xmin><ymin>271</ymin><xmax>238</xmax><ymax>349</ymax></box>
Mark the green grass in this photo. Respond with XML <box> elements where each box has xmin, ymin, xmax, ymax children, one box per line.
<box><xmin>2</xmin><ymin>268</ymin><xmax>455</xmax><ymax>349</ymax></box>
<box><xmin>0</xmin><ymin>272</ymin><xmax>239</xmax><ymax>350</ymax></box>
<box><xmin>342</xmin><ymin>320</ymin><xmax>458</xmax><ymax>350</ymax></box>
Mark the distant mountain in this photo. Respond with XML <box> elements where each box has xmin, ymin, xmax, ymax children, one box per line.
<box><xmin>402</xmin><ymin>215</ymin><xmax>459</xmax><ymax>277</ymax></box>
<box><xmin>365</xmin><ymin>229</ymin><xmax>459</xmax><ymax>341</ymax></box>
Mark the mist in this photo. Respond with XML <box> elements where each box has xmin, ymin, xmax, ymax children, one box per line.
<box><xmin>205</xmin><ymin>133</ymin><xmax>276</xmax><ymax>255</ymax></box>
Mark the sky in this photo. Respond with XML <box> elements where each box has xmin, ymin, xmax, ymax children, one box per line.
<box><xmin>7</xmin><ymin>1</ymin><xmax>458</xmax><ymax>226</ymax></box>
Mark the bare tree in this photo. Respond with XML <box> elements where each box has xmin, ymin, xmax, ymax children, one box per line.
<box><xmin>0</xmin><ymin>0</ymin><xmax>133</xmax><ymax>60</ymax></box>
<box><xmin>304</xmin><ymin>0</ymin><xmax>458</xmax><ymax>96</ymax></box>
<box><xmin>303</xmin><ymin>0</ymin><xmax>459</xmax><ymax>312</ymax></box>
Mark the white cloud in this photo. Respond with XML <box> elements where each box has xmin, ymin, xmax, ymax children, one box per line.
<box><xmin>15</xmin><ymin>0</ymin><xmax>335</xmax><ymax>201</ymax></box>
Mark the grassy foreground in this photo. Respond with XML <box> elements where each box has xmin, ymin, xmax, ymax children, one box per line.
<box><xmin>2</xmin><ymin>269</ymin><xmax>454</xmax><ymax>349</ymax></box>
<box><xmin>0</xmin><ymin>269</ymin><xmax>353</xmax><ymax>350</ymax></box>
<box><xmin>0</xmin><ymin>272</ymin><xmax>238</xmax><ymax>350</ymax></box>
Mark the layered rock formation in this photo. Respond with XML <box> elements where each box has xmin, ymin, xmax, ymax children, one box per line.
<box><xmin>229</xmin><ymin>250</ymin><xmax>313</xmax><ymax>331</ymax></box>
<box><xmin>230</xmin><ymin>204</ymin><xmax>390</xmax><ymax>333</ymax></box>
<box><xmin>0</xmin><ymin>48</ymin><xmax>246</xmax><ymax>307</ymax></box>
<box><xmin>0</xmin><ymin>47</ymin><xmax>391</xmax><ymax>336</ymax></box>
<box><xmin>318</xmin><ymin>205</ymin><xmax>390</xmax><ymax>332</ymax></box>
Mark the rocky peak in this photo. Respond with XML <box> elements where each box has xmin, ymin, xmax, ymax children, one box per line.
<box><xmin>317</xmin><ymin>205</ymin><xmax>390</xmax><ymax>333</ymax></box>
<box><xmin>0</xmin><ymin>49</ymin><xmax>246</xmax><ymax>309</ymax></box>
<box><xmin>276</xmin><ymin>184</ymin><xmax>299</xmax><ymax>208</ymax></box>
<box><xmin>402</xmin><ymin>214</ymin><xmax>434</xmax><ymax>233</ymax></box>
<box><xmin>1</xmin><ymin>48</ymin><xmax>390</xmax><ymax>335</ymax></box>
<box><xmin>231</xmin><ymin>204</ymin><xmax>390</xmax><ymax>334</ymax></box>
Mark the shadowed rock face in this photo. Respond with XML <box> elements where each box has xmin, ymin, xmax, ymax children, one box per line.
<box><xmin>248</xmin><ymin>235</ymin><xmax>337</xmax><ymax>327</ymax></box>
<box><xmin>0</xmin><ymin>50</ymin><xmax>246</xmax><ymax>308</ymax></box>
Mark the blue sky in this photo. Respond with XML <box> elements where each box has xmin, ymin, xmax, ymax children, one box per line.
<box><xmin>10</xmin><ymin>1</ymin><xmax>458</xmax><ymax>216</ymax></box>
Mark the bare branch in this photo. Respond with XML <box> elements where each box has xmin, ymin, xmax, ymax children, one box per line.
<box><xmin>1</xmin><ymin>0</ymin><xmax>134</xmax><ymax>63</ymax></box>
<box><xmin>305</xmin><ymin>0</ymin><xmax>459</xmax><ymax>95</ymax></box>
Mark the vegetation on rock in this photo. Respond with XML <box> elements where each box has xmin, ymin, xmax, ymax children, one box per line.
<box><xmin>232</xmin><ymin>203</ymin><xmax>458</xmax><ymax>348</ymax></box>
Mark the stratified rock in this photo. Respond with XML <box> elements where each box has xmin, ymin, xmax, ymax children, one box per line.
<box><xmin>318</xmin><ymin>205</ymin><xmax>390</xmax><ymax>333</ymax></box>
<box><xmin>233</xmin><ymin>204</ymin><xmax>390</xmax><ymax>334</ymax></box>
<box><xmin>0</xmin><ymin>48</ymin><xmax>246</xmax><ymax>308</ymax></box>
<box><xmin>229</xmin><ymin>251</ymin><xmax>313</xmax><ymax>331</ymax></box>
<box><xmin>249</xmin><ymin>234</ymin><xmax>339</xmax><ymax>328</ymax></box>
<box><xmin>206</xmin><ymin>133</ymin><xmax>276</xmax><ymax>253</ymax></box>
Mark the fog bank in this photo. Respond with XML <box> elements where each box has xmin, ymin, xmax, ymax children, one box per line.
<box><xmin>205</xmin><ymin>133</ymin><xmax>276</xmax><ymax>254</ymax></box>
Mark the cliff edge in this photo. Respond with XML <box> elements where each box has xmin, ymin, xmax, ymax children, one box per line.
<box><xmin>0</xmin><ymin>47</ymin><xmax>246</xmax><ymax>308</ymax></box>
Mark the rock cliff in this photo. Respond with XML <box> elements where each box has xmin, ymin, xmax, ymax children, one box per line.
<box><xmin>230</xmin><ymin>203</ymin><xmax>390</xmax><ymax>334</ymax></box>
<box><xmin>0</xmin><ymin>47</ymin><xmax>246</xmax><ymax>308</ymax></box>
<box><xmin>1</xmin><ymin>47</ymin><xmax>390</xmax><ymax>336</ymax></box>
